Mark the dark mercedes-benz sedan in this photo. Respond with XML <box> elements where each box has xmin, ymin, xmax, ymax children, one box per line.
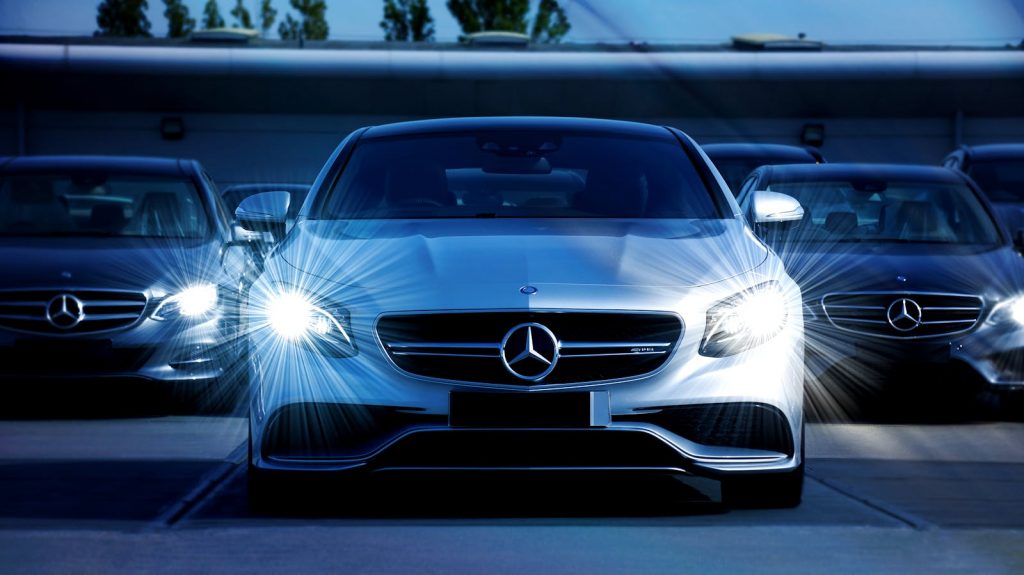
<box><xmin>0</xmin><ymin>156</ymin><xmax>251</xmax><ymax>410</ymax></box>
<box><xmin>944</xmin><ymin>143</ymin><xmax>1024</xmax><ymax>230</ymax></box>
<box><xmin>737</xmin><ymin>163</ymin><xmax>1024</xmax><ymax>415</ymax></box>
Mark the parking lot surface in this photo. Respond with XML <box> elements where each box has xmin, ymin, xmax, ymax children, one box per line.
<box><xmin>1</xmin><ymin>408</ymin><xmax>1023</xmax><ymax>574</ymax></box>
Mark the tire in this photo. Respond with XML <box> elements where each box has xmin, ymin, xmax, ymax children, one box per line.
<box><xmin>721</xmin><ymin>464</ymin><xmax>804</xmax><ymax>509</ymax></box>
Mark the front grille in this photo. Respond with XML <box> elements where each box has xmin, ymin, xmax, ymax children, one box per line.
<box><xmin>821</xmin><ymin>292</ymin><xmax>983</xmax><ymax>339</ymax></box>
<box><xmin>0</xmin><ymin>289</ymin><xmax>148</xmax><ymax>335</ymax></box>
<box><xmin>377</xmin><ymin>311</ymin><xmax>683</xmax><ymax>386</ymax></box>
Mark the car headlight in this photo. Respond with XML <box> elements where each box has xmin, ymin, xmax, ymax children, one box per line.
<box><xmin>152</xmin><ymin>284</ymin><xmax>218</xmax><ymax>321</ymax></box>
<box><xmin>263</xmin><ymin>291</ymin><xmax>356</xmax><ymax>357</ymax></box>
<box><xmin>700</xmin><ymin>282</ymin><xmax>789</xmax><ymax>358</ymax></box>
<box><xmin>988</xmin><ymin>296</ymin><xmax>1024</xmax><ymax>326</ymax></box>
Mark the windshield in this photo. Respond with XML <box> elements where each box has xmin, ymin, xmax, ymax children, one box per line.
<box><xmin>968</xmin><ymin>158</ymin><xmax>1024</xmax><ymax>202</ymax></box>
<box><xmin>320</xmin><ymin>132</ymin><xmax>722</xmax><ymax>220</ymax></box>
<box><xmin>0</xmin><ymin>173</ymin><xmax>212</xmax><ymax>239</ymax></box>
<box><xmin>764</xmin><ymin>180</ymin><xmax>1001</xmax><ymax>246</ymax></box>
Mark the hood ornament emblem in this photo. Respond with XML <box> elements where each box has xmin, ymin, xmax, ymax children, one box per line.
<box><xmin>886</xmin><ymin>298</ymin><xmax>923</xmax><ymax>332</ymax></box>
<box><xmin>519</xmin><ymin>285</ymin><xmax>538</xmax><ymax>295</ymax></box>
<box><xmin>500</xmin><ymin>323</ymin><xmax>559</xmax><ymax>381</ymax></box>
<box><xmin>46</xmin><ymin>294</ymin><xmax>85</xmax><ymax>330</ymax></box>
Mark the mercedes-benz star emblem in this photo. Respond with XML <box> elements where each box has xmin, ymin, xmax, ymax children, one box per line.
<box><xmin>500</xmin><ymin>322</ymin><xmax>559</xmax><ymax>381</ymax></box>
<box><xmin>46</xmin><ymin>294</ymin><xmax>85</xmax><ymax>330</ymax></box>
<box><xmin>886</xmin><ymin>298</ymin><xmax>923</xmax><ymax>332</ymax></box>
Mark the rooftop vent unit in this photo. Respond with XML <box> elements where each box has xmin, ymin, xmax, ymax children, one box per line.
<box><xmin>731</xmin><ymin>33</ymin><xmax>823</xmax><ymax>51</ymax></box>
<box><xmin>465</xmin><ymin>31</ymin><xmax>530</xmax><ymax>47</ymax></box>
<box><xmin>190</xmin><ymin>28</ymin><xmax>259</xmax><ymax>44</ymax></box>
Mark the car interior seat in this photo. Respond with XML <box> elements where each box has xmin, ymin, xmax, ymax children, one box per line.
<box><xmin>88</xmin><ymin>204</ymin><xmax>129</xmax><ymax>233</ymax></box>
<box><xmin>890</xmin><ymin>200</ymin><xmax>957</xmax><ymax>241</ymax></box>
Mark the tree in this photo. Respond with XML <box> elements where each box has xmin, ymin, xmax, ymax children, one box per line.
<box><xmin>163</xmin><ymin>0</ymin><xmax>195</xmax><ymax>37</ymax></box>
<box><xmin>446</xmin><ymin>0</ymin><xmax>571</xmax><ymax>43</ymax></box>
<box><xmin>259</xmin><ymin>0</ymin><xmax>277</xmax><ymax>37</ymax></box>
<box><xmin>530</xmin><ymin>0</ymin><xmax>569</xmax><ymax>44</ymax></box>
<box><xmin>278</xmin><ymin>0</ymin><xmax>328</xmax><ymax>41</ymax></box>
<box><xmin>202</xmin><ymin>0</ymin><xmax>225</xmax><ymax>29</ymax></box>
<box><xmin>381</xmin><ymin>0</ymin><xmax>435</xmax><ymax>42</ymax></box>
<box><xmin>96</xmin><ymin>0</ymin><xmax>151</xmax><ymax>37</ymax></box>
<box><xmin>231</xmin><ymin>0</ymin><xmax>253</xmax><ymax>28</ymax></box>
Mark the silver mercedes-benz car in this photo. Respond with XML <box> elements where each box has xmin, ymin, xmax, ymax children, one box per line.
<box><xmin>241</xmin><ymin>117</ymin><xmax>806</xmax><ymax>509</ymax></box>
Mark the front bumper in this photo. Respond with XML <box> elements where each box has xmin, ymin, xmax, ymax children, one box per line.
<box><xmin>804</xmin><ymin>313</ymin><xmax>1024</xmax><ymax>390</ymax></box>
<box><xmin>248</xmin><ymin>310</ymin><xmax>805</xmax><ymax>478</ymax></box>
<box><xmin>0</xmin><ymin>312</ymin><xmax>239</xmax><ymax>385</ymax></box>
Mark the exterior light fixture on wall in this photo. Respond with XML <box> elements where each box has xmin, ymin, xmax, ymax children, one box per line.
<box><xmin>160</xmin><ymin>117</ymin><xmax>185</xmax><ymax>141</ymax></box>
<box><xmin>800</xmin><ymin>123</ymin><xmax>825</xmax><ymax>147</ymax></box>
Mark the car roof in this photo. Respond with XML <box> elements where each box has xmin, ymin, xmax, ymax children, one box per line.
<box><xmin>759</xmin><ymin>163</ymin><xmax>965</xmax><ymax>184</ymax></box>
<box><xmin>702</xmin><ymin>143</ymin><xmax>818</xmax><ymax>162</ymax></box>
<box><xmin>963</xmin><ymin>143</ymin><xmax>1024</xmax><ymax>160</ymax></box>
<box><xmin>0</xmin><ymin>155</ymin><xmax>191</xmax><ymax>176</ymax></box>
<box><xmin>361</xmin><ymin>116</ymin><xmax>676</xmax><ymax>140</ymax></box>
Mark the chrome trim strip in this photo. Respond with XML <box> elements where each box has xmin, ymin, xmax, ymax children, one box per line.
<box><xmin>392</xmin><ymin>351</ymin><xmax>500</xmax><ymax>358</ymax></box>
<box><xmin>559</xmin><ymin>341</ymin><xmax>673</xmax><ymax>349</ymax></box>
<box><xmin>560</xmin><ymin>350</ymin><xmax>668</xmax><ymax>358</ymax></box>
<box><xmin>387</xmin><ymin>341</ymin><xmax>500</xmax><ymax>350</ymax></box>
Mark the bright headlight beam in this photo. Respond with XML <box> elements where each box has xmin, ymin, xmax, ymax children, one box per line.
<box><xmin>1010</xmin><ymin>298</ymin><xmax>1024</xmax><ymax>325</ymax></box>
<box><xmin>175</xmin><ymin>284</ymin><xmax>218</xmax><ymax>317</ymax></box>
<box><xmin>732</xmin><ymin>288</ymin><xmax>789</xmax><ymax>339</ymax></box>
<box><xmin>267</xmin><ymin>292</ymin><xmax>316</xmax><ymax>340</ymax></box>
<box><xmin>266</xmin><ymin>291</ymin><xmax>353</xmax><ymax>346</ymax></box>
<box><xmin>152</xmin><ymin>283</ymin><xmax>218</xmax><ymax>320</ymax></box>
<box><xmin>701</xmin><ymin>283</ymin><xmax>789</xmax><ymax>357</ymax></box>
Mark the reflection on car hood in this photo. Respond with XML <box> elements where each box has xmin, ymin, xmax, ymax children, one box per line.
<box><xmin>777</xmin><ymin>242</ymin><xmax>1024</xmax><ymax>300</ymax></box>
<box><xmin>278</xmin><ymin>218</ymin><xmax>767</xmax><ymax>290</ymax></box>
<box><xmin>0</xmin><ymin>238</ymin><xmax>222</xmax><ymax>290</ymax></box>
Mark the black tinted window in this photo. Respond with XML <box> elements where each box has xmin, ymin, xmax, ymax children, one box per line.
<box><xmin>0</xmin><ymin>173</ymin><xmax>212</xmax><ymax>239</ymax></box>
<box><xmin>320</xmin><ymin>132</ymin><xmax>721</xmax><ymax>220</ymax></box>
<box><xmin>968</xmin><ymin>159</ymin><xmax>1024</xmax><ymax>202</ymax></box>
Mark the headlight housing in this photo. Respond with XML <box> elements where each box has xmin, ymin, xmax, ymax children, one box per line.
<box><xmin>263</xmin><ymin>290</ymin><xmax>356</xmax><ymax>357</ymax></box>
<box><xmin>988</xmin><ymin>296</ymin><xmax>1024</xmax><ymax>326</ymax></box>
<box><xmin>152</xmin><ymin>284</ymin><xmax>218</xmax><ymax>321</ymax></box>
<box><xmin>700</xmin><ymin>282</ymin><xmax>789</xmax><ymax>358</ymax></box>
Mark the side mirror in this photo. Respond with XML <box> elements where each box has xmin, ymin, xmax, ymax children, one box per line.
<box><xmin>235</xmin><ymin>191</ymin><xmax>291</xmax><ymax>234</ymax></box>
<box><xmin>751</xmin><ymin>191</ymin><xmax>804</xmax><ymax>224</ymax></box>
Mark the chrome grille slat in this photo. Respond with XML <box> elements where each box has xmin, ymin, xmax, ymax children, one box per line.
<box><xmin>82</xmin><ymin>313</ymin><xmax>146</xmax><ymax>321</ymax></box>
<box><xmin>821</xmin><ymin>291</ymin><xmax>983</xmax><ymax>339</ymax></box>
<box><xmin>0</xmin><ymin>289</ymin><xmax>148</xmax><ymax>335</ymax></box>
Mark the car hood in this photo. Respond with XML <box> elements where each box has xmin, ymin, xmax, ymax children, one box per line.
<box><xmin>776</xmin><ymin>241</ymin><xmax>1024</xmax><ymax>301</ymax></box>
<box><xmin>0</xmin><ymin>237</ymin><xmax>223</xmax><ymax>291</ymax></box>
<box><xmin>277</xmin><ymin>218</ymin><xmax>768</xmax><ymax>291</ymax></box>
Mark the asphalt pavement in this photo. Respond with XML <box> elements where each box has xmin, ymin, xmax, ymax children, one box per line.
<box><xmin>1</xmin><ymin>407</ymin><xmax>1023</xmax><ymax>574</ymax></box>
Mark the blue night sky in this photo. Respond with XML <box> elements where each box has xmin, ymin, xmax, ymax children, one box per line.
<box><xmin>0</xmin><ymin>0</ymin><xmax>1021</xmax><ymax>45</ymax></box>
